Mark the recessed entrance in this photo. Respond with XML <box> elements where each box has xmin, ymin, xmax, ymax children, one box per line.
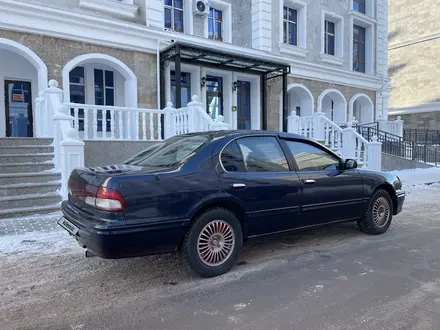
<box><xmin>4</xmin><ymin>80</ymin><xmax>33</xmax><ymax>137</ymax></box>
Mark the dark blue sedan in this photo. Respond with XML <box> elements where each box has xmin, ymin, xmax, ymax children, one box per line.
<box><xmin>59</xmin><ymin>131</ymin><xmax>405</xmax><ymax>277</ymax></box>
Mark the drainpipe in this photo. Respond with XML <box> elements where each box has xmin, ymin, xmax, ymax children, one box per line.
<box><xmin>156</xmin><ymin>39</ymin><xmax>161</xmax><ymax>109</ymax></box>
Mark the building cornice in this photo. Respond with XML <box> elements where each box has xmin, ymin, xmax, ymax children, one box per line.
<box><xmin>0</xmin><ymin>0</ymin><xmax>384</xmax><ymax>91</ymax></box>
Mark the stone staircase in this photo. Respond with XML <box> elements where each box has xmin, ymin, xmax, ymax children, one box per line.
<box><xmin>0</xmin><ymin>138</ymin><xmax>62</xmax><ymax>219</ymax></box>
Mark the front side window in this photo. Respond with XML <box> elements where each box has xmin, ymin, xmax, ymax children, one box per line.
<box><xmin>164</xmin><ymin>0</ymin><xmax>184</xmax><ymax>32</ymax></box>
<box><xmin>208</xmin><ymin>8</ymin><xmax>223</xmax><ymax>41</ymax></box>
<box><xmin>284</xmin><ymin>140</ymin><xmax>340</xmax><ymax>172</ymax></box>
<box><xmin>353</xmin><ymin>0</ymin><xmax>366</xmax><ymax>14</ymax></box>
<box><xmin>283</xmin><ymin>6</ymin><xmax>298</xmax><ymax>46</ymax></box>
<box><xmin>353</xmin><ymin>25</ymin><xmax>366</xmax><ymax>73</ymax></box>
<box><xmin>324</xmin><ymin>20</ymin><xmax>335</xmax><ymax>56</ymax></box>
<box><xmin>237</xmin><ymin>137</ymin><xmax>289</xmax><ymax>172</ymax></box>
<box><xmin>69</xmin><ymin>66</ymin><xmax>85</xmax><ymax>131</ymax></box>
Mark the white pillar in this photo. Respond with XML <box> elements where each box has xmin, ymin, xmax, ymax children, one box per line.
<box><xmin>312</xmin><ymin>111</ymin><xmax>326</xmax><ymax>142</ymax></box>
<box><xmin>395</xmin><ymin>116</ymin><xmax>404</xmax><ymax>137</ymax></box>
<box><xmin>45</xmin><ymin>80</ymin><xmax>64</xmax><ymax>138</ymax></box>
<box><xmin>60</xmin><ymin>128</ymin><xmax>85</xmax><ymax>199</ymax></box>
<box><xmin>163</xmin><ymin>101</ymin><xmax>175</xmax><ymax>139</ymax></box>
<box><xmin>366</xmin><ymin>135</ymin><xmax>382</xmax><ymax>171</ymax></box>
<box><xmin>342</xmin><ymin>122</ymin><xmax>356</xmax><ymax>159</ymax></box>
<box><xmin>287</xmin><ymin>112</ymin><xmax>300</xmax><ymax>134</ymax></box>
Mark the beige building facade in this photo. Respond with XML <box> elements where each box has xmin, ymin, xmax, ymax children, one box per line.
<box><xmin>388</xmin><ymin>0</ymin><xmax>440</xmax><ymax>129</ymax></box>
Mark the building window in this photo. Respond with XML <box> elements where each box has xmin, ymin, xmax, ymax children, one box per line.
<box><xmin>164</xmin><ymin>0</ymin><xmax>184</xmax><ymax>32</ymax></box>
<box><xmin>94</xmin><ymin>69</ymin><xmax>114</xmax><ymax>132</ymax></box>
<box><xmin>283</xmin><ymin>6</ymin><xmax>298</xmax><ymax>46</ymax></box>
<box><xmin>170</xmin><ymin>71</ymin><xmax>191</xmax><ymax>107</ymax></box>
<box><xmin>324</xmin><ymin>20</ymin><xmax>335</xmax><ymax>56</ymax></box>
<box><xmin>353</xmin><ymin>25</ymin><xmax>366</xmax><ymax>73</ymax></box>
<box><xmin>353</xmin><ymin>0</ymin><xmax>366</xmax><ymax>14</ymax></box>
<box><xmin>69</xmin><ymin>66</ymin><xmax>85</xmax><ymax>131</ymax></box>
<box><xmin>208</xmin><ymin>8</ymin><xmax>223</xmax><ymax>41</ymax></box>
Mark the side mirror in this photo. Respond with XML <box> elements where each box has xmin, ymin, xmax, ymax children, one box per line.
<box><xmin>344</xmin><ymin>159</ymin><xmax>358</xmax><ymax>170</ymax></box>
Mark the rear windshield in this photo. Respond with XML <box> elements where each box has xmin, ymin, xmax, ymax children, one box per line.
<box><xmin>124</xmin><ymin>135</ymin><xmax>209</xmax><ymax>167</ymax></box>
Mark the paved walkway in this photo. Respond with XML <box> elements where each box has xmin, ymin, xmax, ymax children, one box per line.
<box><xmin>0</xmin><ymin>212</ymin><xmax>61</xmax><ymax>236</ymax></box>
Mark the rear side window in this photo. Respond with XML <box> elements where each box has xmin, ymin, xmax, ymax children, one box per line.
<box><xmin>237</xmin><ymin>137</ymin><xmax>289</xmax><ymax>172</ymax></box>
<box><xmin>220</xmin><ymin>141</ymin><xmax>246</xmax><ymax>172</ymax></box>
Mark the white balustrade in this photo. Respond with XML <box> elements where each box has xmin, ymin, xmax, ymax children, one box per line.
<box><xmin>378</xmin><ymin>116</ymin><xmax>404</xmax><ymax>137</ymax></box>
<box><xmin>322</xmin><ymin>116</ymin><xmax>343</xmax><ymax>152</ymax></box>
<box><xmin>65</xmin><ymin>103</ymin><xmax>164</xmax><ymax>141</ymax></box>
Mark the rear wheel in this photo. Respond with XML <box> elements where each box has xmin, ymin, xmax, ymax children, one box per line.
<box><xmin>357</xmin><ymin>189</ymin><xmax>393</xmax><ymax>235</ymax></box>
<box><xmin>182</xmin><ymin>208</ymin><xmax>243</xmax><ymax>277</ymax></box>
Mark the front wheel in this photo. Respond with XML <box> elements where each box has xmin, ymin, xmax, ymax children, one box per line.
<box><xmin>182</xmin><ymin>208</ymin><xmax>243</xmax><ymax>277</ymax></box>
<box><xmin>357</xmin><ymin>189</ymin><xmax>393</xmax><ymax>235</ymax></box>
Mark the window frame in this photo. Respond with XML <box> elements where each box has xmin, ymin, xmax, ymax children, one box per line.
<box><xmin>320</xmin><ymin>10</ymin><xmax>344</xmax><ymax>66</ymax></box>
<box><xmin>324</xmin><ymin>20</ymin><xmax>335</xmax><ymax>56</ymax></box>
<box><xmin>219</xmin><ymin>135</ymin><xmax>293</xmax><ymax>173</ymax></box>
<box><xmin>69</xmin><ymin>66</ymin><xmax>86</xmax><ymax>132</ymax></box>
<box><xmin>278</xmin><ymin>0</ymin><xmax>308</xmax><ymax>58</ymax></box>
<box><xmin>279</xmin><ymin>138</ymin><xmax>343</xmax><ymax>172</ymax></box>
<box><xmin>208</xmin><ymin>8</ymin><xmax>223</xmax><ymax>41</ymax></box>
<box><xmin>353</xmin><ymin>0</ymin><xmax>366</xmax><ymax>14</ymax></box>
<box><xmin>94</xmin><ymin>68</ymin><xmax>115</xmax><ymax>132</ymax></box>
<box><xmin>164</xmin><ymin>0</ymin><xmax>184</xmax><ymax>33</ymax></box>
<box><xmin>203</xmin><ymin>0</ymin><xmax>232</xmax><ymax>43</ymax></box>
<box><xmin>353</xmin><ymin>25</ymin><xmax>366</xmax><ymax>73</ymax></box>
<box><xmin>283</xmin><ymin>6</ymin><xmax>298</xmax><ymax>46</ymax></box>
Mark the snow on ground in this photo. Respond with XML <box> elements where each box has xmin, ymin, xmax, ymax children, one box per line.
<box><xmin>0</xmin><ymin>229</ymin><xmax>77</xmax><ymax>256</ymax></box>
<box><xmin>390</xmin><ymin>167</ymin><xmax>440</xmax><ymax>186</ymax></box>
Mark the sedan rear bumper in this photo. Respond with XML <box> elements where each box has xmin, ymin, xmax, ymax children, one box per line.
<box><xmin>60</xmin><ymin>201</ymin><xmax>188</xmax><ymax>259</ymax></box>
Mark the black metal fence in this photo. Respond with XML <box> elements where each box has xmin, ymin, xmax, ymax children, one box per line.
<box><xmin>355</xmin><ymin>124</ymin><xmax>440</xmax><ymax>166</ymax></box>
<box><xmin>403</xmin><ymin>128</ymin><xmax>440</xmax><ymax>146</ymax></box>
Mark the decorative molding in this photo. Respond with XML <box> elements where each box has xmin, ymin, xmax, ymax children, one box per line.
<box><xmin>279</xmin><ymin>43</ymin><xmax>308</xmax><ymax>58</ymax></box>
<box><xmin>79</xmin><ymin>0</ymin><xmax>139</xmax><ymax>18</ymax></box>
<box><xmin>348</xmin><ymin>10</ymin><xmax>377</xmax><ymax>26</ymax></box>
<box><xmin>319</xmin><ymin>53</ymin><xmax>344</xmax><ymax>66</ymax></box>
<box><xmin>389</xmin><ymin>32</ymin><xmax>440</xmax><ymax>50</ymax></box>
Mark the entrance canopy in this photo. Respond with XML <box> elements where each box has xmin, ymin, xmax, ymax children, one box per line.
<box><xmin>160</xmin><ymin>42</ymin><xmax>291</xmax><ymax>130</ymax></box>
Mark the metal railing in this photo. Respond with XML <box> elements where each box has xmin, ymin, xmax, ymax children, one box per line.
<box><xmin>403</xmin><ymin>128</ymin><xmax>440</xmax><ymax>146</ymax></box>
<box><xmin>356</xmin><ymin>124</ymin><xmax>440</xmax><ymax>166</ymax></box>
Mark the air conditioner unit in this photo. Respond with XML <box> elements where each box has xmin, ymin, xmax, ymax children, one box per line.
<box><xmin>193</xmin><ymin>0</ymin><xmax>209</xmax><ymax>15</ymax></box>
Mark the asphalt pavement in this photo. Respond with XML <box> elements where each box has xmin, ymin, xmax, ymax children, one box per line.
<box><xmin>1</xmin><ymin>184</ymin><xmax>440</xmax><ymax>330</ymax></box>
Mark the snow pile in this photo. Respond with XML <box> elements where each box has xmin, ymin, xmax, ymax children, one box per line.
<box><xmin>390</xmin><ymin>167</ymin><xmax>440</xmax><ymax>187</ymax></box>
<box><xmin>0</xmin><ymin>230</ymin><xmax>77</xmax><ymax>255</ymax></box>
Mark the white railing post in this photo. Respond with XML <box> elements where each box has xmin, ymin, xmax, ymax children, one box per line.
<box><xmin>287</xmin><ymin>112</ymin><xmax>300</xmax><ymax>134</ymax></box>
<box><xmin>210</xmin><ymin>115</ymin><xmax>229</xmax><ymax>131</ymax></box>
<box><xmin>52</xmin><ymin>104</ymin><xmax>74</xmax><ymax>170</ymax></box>
<box><xmin>45</xmin><ymin>80</ymin><xmax>64</xmax><ymax>138</ymax></box>
<box><xmin>60</xmin><ymin>128</ymin><xmax>85</xmax><ymax>200</ymax></box>
<box><xmin>342</xmin><ymin>122</ymin><xmax>357</xmax><ymax>159</ymax></box>
<box><xmin>377</xmin><ymin>115</ymin><xmax>387</xmax><ymax>133</ymax></box>
<box><xmin>312</xmin><ymin>111</ymin><xmax>326</xmax><ymax>142</ymax></box>
<box><xmin>395</xmin><ymin>116</ymin><xmax>404</xmax><ymax>138</ymax></box>
<box><xmin>366</xmin><ymin>136</ymin><xmax>382</xmax><ymax>171</ymax></box>
<box><xmin>163</xmin><ymin>101</ymin><xmax>174</xmax><ymax>139</ymax></box>
<box><xmin>34</xmin><ymin>91</ymin><xmax>44</xmax><ymax>137</ymax></box>
<box><xmin>187</xmin><ymin>95</ymin><xmax>205</xmax><ymax>132</ymax></box>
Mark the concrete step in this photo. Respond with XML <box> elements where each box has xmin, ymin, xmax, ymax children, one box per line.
<box><xmin>0</xmin><ymin>153</ymin><xmax>54</xmax><ymax>164</ymax></box>
<box><xmin>0</xmin><ymin>192</ymin><xmax>61</xmax><ymax>210</ymax></box>
<box><xmin>0</xmin><ymin>145</ymin><xmax>54</xmax><ymax>155</ymax></box>
<box><xmin>0</xmin><ymin>172</ymin><xmax>61</xmax><ymax>185</ymax></box>
<box><xmin>0</xmin><ymin>138</ymin><xmax>53</xmax><ymax>147</ymax></box>
<box><xmin>0</xmin><ymin>182</ymin><xmax>61</xmax><ymax>197</ymax></box>
<box><xmin>0</xmin><ymin>204</ymin><xmax>61</xmax><ymax>219</ymax></box>
<box><xmin>0</xmin><ymin>162</ymin><xmax>55</xmax><ymax>173</ymax></box>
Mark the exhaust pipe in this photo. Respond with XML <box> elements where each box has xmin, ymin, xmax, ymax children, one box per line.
<box><xmin>84</xmin><ymin>249</ymin><xmax>95</xmax><ymax>258</ymax></box>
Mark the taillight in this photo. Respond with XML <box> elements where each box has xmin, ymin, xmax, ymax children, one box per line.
<box><xmin>85</xmin><ymin>187</ymin><xmax>126</xmax><ymax>212</ymax></box>
<box><xmin>69</xmin><ymin>179</ymin><xmax>126</xmax><ymax>212</ymax></box>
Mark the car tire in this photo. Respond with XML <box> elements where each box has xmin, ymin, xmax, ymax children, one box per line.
<box><xmin>182</xmin><ymin>208</ymin><xmax>243</xmax><ymax>278</ymax></box>
<box><xmin>357</xmin><ymin>189</ymin><xmax>393</xmax><ymax>235</ymax></box>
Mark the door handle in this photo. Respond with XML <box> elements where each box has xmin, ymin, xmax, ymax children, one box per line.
<box><xmin>303</xmin><ymin>179</ymin><xmax>316</xmax><ymax>184</ymax></box>
<box><xmin>231</xmin><ymin>183</ymin><xmax>246</xmax><ymax>188</ymax></box>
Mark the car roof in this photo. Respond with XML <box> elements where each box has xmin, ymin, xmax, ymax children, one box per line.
<box><xmin>200</xmin><ymin>130</ymin><xmax>309</xmax><ymax>140</ymax></box>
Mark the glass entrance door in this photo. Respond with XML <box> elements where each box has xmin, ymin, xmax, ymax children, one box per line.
<box><xmin>237</xmin><ymin>81</ymin><xmax>251</xmax><ymax>129</ymax></box>
<box><xmin>206</xmin><ymin>75</ymin><xmax>223</xmax><ymax>120</ymax></box>
<box><xmin>4</xmin><ymin>80</ymin><xmax>33</xmax><ymax>137</ymax></box>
